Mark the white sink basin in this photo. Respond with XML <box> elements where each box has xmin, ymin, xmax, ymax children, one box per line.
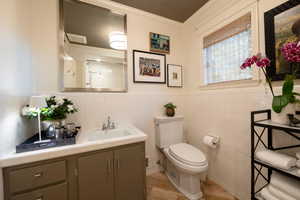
<box><xmin>0</xmin><ymin>124</ymin><xmax>147</xmax><ymax>168</ymax></box>
<box><xmin>87</xmin><ymin>125</ymin><xmax>143</xmax><ymax>142</ymax></box>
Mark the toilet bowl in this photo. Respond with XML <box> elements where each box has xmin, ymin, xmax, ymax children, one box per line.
<box><xmin>154</xmin><ymin>116</ymin><xmax>208</xmax><ymax>200</ymax></box>
<box><xmin>164</xmin><ymin>143</ymin><xmax>208</xmax><ymax>174</ymax></box>
<box><xmin>163</xmin><ymin>143</ymin><xmax>208</xmax><ymax>200</ymax></box>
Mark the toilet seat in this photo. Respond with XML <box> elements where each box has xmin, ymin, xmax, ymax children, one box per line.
<box><xmin>163</xmin><ymin>143</ymin><xmax>208</xmax><ymax>174</ymax></box>
<box><xmin>169</xmin><ymin>143</ymin><xmax>207</xmax><ymax>167</ymax></box>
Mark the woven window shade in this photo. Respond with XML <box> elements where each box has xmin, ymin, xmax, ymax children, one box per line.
<box><xmin>203</xmin><ymin>13</ymin><xmax>251</xmax><ymax>48</ymax></box>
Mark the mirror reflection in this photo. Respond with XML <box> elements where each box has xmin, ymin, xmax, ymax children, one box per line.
<box><xmin>62</xmin><ymin>0</ymin><xmax>127</xmax><ymax>92</ymax></box>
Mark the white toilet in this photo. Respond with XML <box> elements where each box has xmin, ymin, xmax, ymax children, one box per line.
<box><xmin>155</xmin><ymin>116</ymin><xmax>208</xmax><ymax>200</ymax></box>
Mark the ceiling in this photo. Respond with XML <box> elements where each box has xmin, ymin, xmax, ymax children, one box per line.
<box><xmin>63</xmin><ymin>0</ymin><xmax>125</xmax><ymax>49</ymax></box>
<box><xmin>111</xmin><ymin>0</ymin><xmax>210</xmax><ymax>22</ymax></box>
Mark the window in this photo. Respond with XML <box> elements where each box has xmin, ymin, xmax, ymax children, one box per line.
<box><xmin>203</xmin><ymin>14</ymin><xmax>252</xmax><ymax>84</ymax></box>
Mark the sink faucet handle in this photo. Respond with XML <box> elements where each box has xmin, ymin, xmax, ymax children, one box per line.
<box><xmin>111</xmin><ymin>122</ymin><xmax>116</xmax><ymax>129</ymax></box>
<box><xmin>102</xmin><ymin>123</ymin><xmax>107</xmax><ymax>131</ymax></box>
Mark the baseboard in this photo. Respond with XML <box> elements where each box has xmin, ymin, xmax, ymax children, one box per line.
<box><xmin>146</xmin><ymin>165</ymin><xmax>160</xmax><ymax>175</ymax></box>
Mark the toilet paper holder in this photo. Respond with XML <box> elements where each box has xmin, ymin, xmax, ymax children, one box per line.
<box><xmin>203</xmin><ymin>135</ymin><xmax>220</xmax><ymax>148</ymax></box>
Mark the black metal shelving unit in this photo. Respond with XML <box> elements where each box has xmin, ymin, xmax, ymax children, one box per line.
<box><xmin>251</xmin><ymin>109</ymin><xmax>300</xmax><ymax>200</ymax></box>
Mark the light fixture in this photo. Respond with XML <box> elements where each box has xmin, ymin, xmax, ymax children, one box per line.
<box><xmin>29</xmin><ymin>96</ymin><xmax>49</xmax><ymax>143</ymax></box>
<box><xmin>109</xmin><ymin>31</ymin><xmax>127</xmax><ymax>50</ymax></box>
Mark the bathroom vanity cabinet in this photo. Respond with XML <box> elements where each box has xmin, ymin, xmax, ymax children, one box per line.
<box><xmin>3</xmin><ymin>142</ymin><xmax>146</xmax><ymax>200</ymax></box>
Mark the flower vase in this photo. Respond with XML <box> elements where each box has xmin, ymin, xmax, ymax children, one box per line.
<box><xmin>42</xmin><ymin>120</ymin><xmax>65</xmax><ymax>138</ymax></box>
<box><xmin>272</xmin><ymin>104</ymin><xmax>295</xmax><ymax>125</ymax></box>
<box><xmin>42</xmin><ymin>120</ymin><xmax>65</xmax><ymax>130</ymax></box>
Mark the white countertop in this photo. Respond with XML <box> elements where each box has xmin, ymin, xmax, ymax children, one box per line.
<box><xmin>0</xmin><ymin>125</ymin><xmax>147</xmax><ymax>168</ymax></box>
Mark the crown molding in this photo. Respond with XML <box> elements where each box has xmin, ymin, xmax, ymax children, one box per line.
<box><xmin>185</xmin><ymin>0</ymin><xmax>258</xmax><ymax>29</ymax></box>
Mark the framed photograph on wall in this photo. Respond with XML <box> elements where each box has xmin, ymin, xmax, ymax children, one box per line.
<box><xmin>133</xmin><ymin>50</ymin><xmax>166</xmax><ymax>84</ymax></box>
<box><xmin>150</xmin><ymin>32</ymin><xmax>170</xmax><ymax>54</ymax></box>
<box><xmin>167</xmin><ymin>64</ymin><xmax>183</xmax><ymax>88</ymax></box>
<box><xmin>265</xmin><ymin>0</ymin><xmax>300</xmax><ymax>81</ymax></box>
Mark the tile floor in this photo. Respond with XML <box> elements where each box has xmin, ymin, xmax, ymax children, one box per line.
<box><xmin>147</xmin><ymin>173</ymin><xmax>238</xmax><ymax>200</ymax></box>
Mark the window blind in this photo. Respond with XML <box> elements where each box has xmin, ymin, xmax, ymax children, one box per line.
<box><xmin>203</xmin><ymin>13</ymin><xmax>251</xmax><ymax>49</ymax></box>
<box><xmin>203</xmin><ymin>13</ymin><xmax>252</xmax><ymax>84</ymax></box>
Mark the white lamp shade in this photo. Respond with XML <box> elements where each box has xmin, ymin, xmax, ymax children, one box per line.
<box><xmin>109</xmin><ymin>32</ymin><xmax>127</xmax><ymax>50</ymax></box>
<box><xmin>29</xmin><ymin>96</ymin><xmax>47</xmax><ymax>108</ymax></box>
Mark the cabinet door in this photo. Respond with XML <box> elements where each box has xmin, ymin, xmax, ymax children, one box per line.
<box><xmin>78</xmin><ymin>151</ymin><xmax>114</xmax><ymax>200</ymax></box>
<box><xmin>114</xmin><ymin>143</ymin><xmax>146</xmax><ymax>200</ymax></box>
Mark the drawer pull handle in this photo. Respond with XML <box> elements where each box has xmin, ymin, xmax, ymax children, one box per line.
<box><xmin>34</xmin><ymin>172</ymin><xmax>43</xmax><ymax>178</ymax></box>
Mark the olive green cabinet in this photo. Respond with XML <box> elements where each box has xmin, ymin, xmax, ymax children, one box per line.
<box><xmin>3</xmin><ymin>142</ymin><xmax>146</xmax><ymax>200</ymax></box>
<box><xmin>114</xmin><ymin>144</ymin><xmax>145</xmax><ymax>200</ymax></box>
<box><xmin>77</xmin><ymin>151</ymin><xmax>114</xmax><ymax>200</ymax></box>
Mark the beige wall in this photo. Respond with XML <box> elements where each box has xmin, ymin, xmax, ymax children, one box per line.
<box><xmin>0</xmin><ymin>1</ymin><xmax>186</xmax><ymax>199</ymax></box>
<box><xmin>0</xmin><ymin>1</ymin><xmax>37</xmax><ymax>199</ymax></box>
<box><xmin>1</xmin><ymin>0</ymin><xmax>299</xmax><ymax>200</ymax></box>
<box><xmin>182</xmin><ymin>0</ymin><xmax>300</xmax><ymax>199</ymax></box>
<box><xmin>0</xmin><ymin>0</ymin><xmax>36</xmax><ymax>157</ymax></box>
<box><xmin>28</xmin><ymin>0</ymin><xmax>186</xmax><ymax>174</ymax></box>
<box><xmin>30</xmin><ymin>0</ymin><xmax>185</xmax><ymax>94</ymax></box>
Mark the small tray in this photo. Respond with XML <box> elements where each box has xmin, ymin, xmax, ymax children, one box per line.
<box><xmin>16</xmin><ymin>131</ymin><xmax>76</xmax><ymax>153</ymax></box>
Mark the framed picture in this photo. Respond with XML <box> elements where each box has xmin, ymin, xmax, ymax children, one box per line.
<box><xmin>150</xmin><ymin>32</ymin><xmax>170</xmax><ymax>54</ymax></box>
<box><xmin>167</xmin><ymin>64</ymin><xmax>183</xmax><ymax>88</ymax></box>
<box><xmin>265</xmin><ymin>0</ymin><xmax>300</xmax><ymax>81</ymax></box>
<box><xmin>133</xmin><ymin>50</ymin><xmax>166</xmax><ymax>84</ymax></box>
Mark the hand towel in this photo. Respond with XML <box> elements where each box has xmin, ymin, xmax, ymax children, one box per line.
<box><xmin>260</xmin><ymin>187</ymin><xmax>280</xmax><ymax>200</ymax></box>
<box><xmin>255</xmin><ymin>150</ymin><xmax>297</xmax><ymax>170</ymax></box>
<box><xmin>271</xmin><ymin>172</ymin><xmax>300</xmax><ymax>199</ymax></box>
<box><xmin>268</xmin><ymin>185</ymin><xmax>296</xmax><ymax>200</ymax></box>
<box><xmin>296</xmin><ymin>160</ymin><xmax>300</xmax><ymax>168</ymax></box>
<box><xmin>296</xmin><ymin>152</ymin><xmax>300</xmax><ymax>159</ymax></box>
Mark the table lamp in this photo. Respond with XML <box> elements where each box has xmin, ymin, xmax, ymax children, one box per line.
<box><xmin>30</xmin><ymin>96</ymin><xmax>48</xmax><ymax>143</ymax></box>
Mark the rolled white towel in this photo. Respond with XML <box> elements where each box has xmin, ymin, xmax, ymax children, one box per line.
<box><xmin>268</xmin><ymin>185</ymin><xmax>296</xmax><ymax>200</ymax></box>
<box><xmin>260</xmin><ymin>187</ymin><xmax>280</xmax><ymax>200</ymax></box>
<box><xmin>297</xmin><ymin>160</ymin><xmax>300</xmax><ymax>168</ymax></box>
<box><xmin>271</xmin><ymin>172</ymin><xmax>300</xmax><ymax>199</ymax></box>
<box><xmin>296</xmin><ymin>152</ymin><xmax>300</xmax><ymax>159</ymax></box>
<box><xmin>255</xmin><ymin>150</ymin><xmax>297</xmax><ymax>170</ymax></box>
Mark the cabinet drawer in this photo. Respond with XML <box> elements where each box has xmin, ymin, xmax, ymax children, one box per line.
<box><xmin>8</xmin><ymin>161</ymin><xmax>66</xmax><ymax>194</ymax></box>
<box><xmin>11</xmin><ymin>183</ymin><xmax>67</xmax><ymax>200</ymax></box>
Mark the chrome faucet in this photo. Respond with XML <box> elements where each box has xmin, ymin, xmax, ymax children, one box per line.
<box><xmin>102</xmin><ymin>116</ymin><xmax>116</xmax><ymax>131</ymax></box>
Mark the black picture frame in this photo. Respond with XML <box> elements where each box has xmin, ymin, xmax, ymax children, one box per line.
<box><xmin>265</xmin><ymin>0</ymin><xmax>300</xmax><ymax>81</ymax></box>
<box><xmin>133</xmin><ymin>50</ymin><xmax>166</xmax><ymax>84</ymax></box>
<box><xmin>167</xmin><ymin>64</ymin><xmax>183</xmax><ymax>88</ymax></box>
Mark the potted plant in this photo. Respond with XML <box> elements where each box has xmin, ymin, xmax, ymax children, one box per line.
<box><xmin>164</xmin><ymin>103</ymin><xmax>176</xmax><ymax>117</ymax></box>
<box><xmin>23</xmin><ymin>96</ymin><xmax>78</xmax><ymax>129</ymax></box>
<box><xmin>241</xmin><ymin>43</ymin><xmax>300</xmax><ymax>124</ymax></box>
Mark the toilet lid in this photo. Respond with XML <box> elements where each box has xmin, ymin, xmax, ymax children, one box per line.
<box><xmin>169</xmin><ymin>143</ymin><xmax>207</xmax><ymax>166</ymax></box>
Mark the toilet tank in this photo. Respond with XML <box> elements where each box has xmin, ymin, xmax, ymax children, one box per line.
<box><xmin>154</xmin><ymin>116</ymin><xmax>184</xmax><ymax>149</ymax></box>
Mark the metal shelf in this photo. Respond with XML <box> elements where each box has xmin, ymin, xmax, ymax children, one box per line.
<box><xmin>254</xmin><ymin>158</ymin><xmax>300</xmax><ymax>180</ymax></box>
<box><xmin>254</xmin><ymin>119</ymin><xmax>300</xmax><ymax>134</ymax></box>
<box><xmin>251</xmin><ymin>110</ymin><xmax>300</xmax><ymax>199</ymax></box>
<box><xmin>254</xmin><ymin>194</ymin><xmax>263</xmax><ymax>200</ymax></box>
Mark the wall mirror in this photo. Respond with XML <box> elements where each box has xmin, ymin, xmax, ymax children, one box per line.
<box><xmin>61</xmin><ymin>0</ymin><xmax>127</xmax><ymax>92</ymax></box>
